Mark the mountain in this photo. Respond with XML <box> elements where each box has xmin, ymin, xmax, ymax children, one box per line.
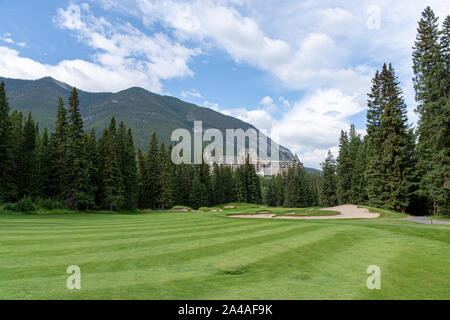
<box><xmin>0</xmin><ymin>76</ymin><xmax>295</xmax><ymax>161</ymax></box>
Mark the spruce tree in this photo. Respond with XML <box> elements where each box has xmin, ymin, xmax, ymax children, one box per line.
<box><xmin>9</xmin><ymin>110</ymin><xmax>24</xmax><ymax>201</ymax></box>
<box><xmin>142</xmin><ymin>132</ymin><xmax>160</xmax><ymax>209</ymax></box>
<box><xmin>274</xmin><ymin>174</ymin><xmax>285</xmax><ymax>206</ymax></box>
<box><xmin>351</xmin><ymin>139</ymin><xmax>368</xmax><ymax>204</ymax></box>
<box><xmin>158</xmin><ymin>143</ymin><xmax>176</xmax><ymax>209</ymax></box>
<box><xmin>65</xmin><ymin>87</ymin><xmax>91</xmax><ymax>209</ymax></box>
<box><xmin>320</xmin><ymin>150</ymin><xmax>338</xmax><ymax>206</ymax></box>
<box><xmin>123</xmin><ymin>127</ymin><xmax>138</xmax><ymax>209</ymax></box>
<box><xmin>234</xmin><ymin>166</ymin><xmax>247</xmax><ymax>203</ymax></box>
<box><xmin>212</xmin><ymin>163</ymin><xmax>225</xmax><ymax>205</ymax></box>
<box><xmin>365</xmin><ymin>70</ymin><xmax>387</xmax><ymax>207</ymax></box>
<box><xmin>245</xmin><ymin>156</ymin><xmax>262</xmax><ymax>204</ymax></box>
<box><xmin>34</xmin><ymin>127</ymin><xmax>52</xmax><ymax>197</ymax></box>
<box><xmin>336</xmin><ymin>130</ymin><xmax>352</xmax><ymax>204</ymax></box>
<box><xmin>137</xmin><ymin>149</ymin><xmax>146</xmax><ymax>208</ymax></box>
<box><xmin>20</xmin><ymin>112</ymin><xmax>37</xmax><ymax>197</ymax></box>
<box><xmin>0</xmin><ymin>81</ymin><xmax>15</xmax><ymax>202</ymax></box>
<box><xmin>284</xmin><ymin>167</ymin><xmax>301</xmax><ymax>207</ymax></box>
<box><xmin>52</xmin><ymin>97</ymin><xmax>68</xmax><ymax>198</ymax></box>
<box><xmin>413</xmin><ymin>7</ymin><xmax>450</xmax><ymax>213</ymax></box>
<box><xmin>222</xmin><ymin>166</ymin><xmax>235</xmax><ymax>203</ymax></box>
<box><xmin>99</xmin><ymin>118</ymin><xmax>124</xmax><ymax>210</ymax></box>
<box><xmin>189</xmin><ymin>169</ymin><xmax>208</xmax><ymax>209</ymax></box>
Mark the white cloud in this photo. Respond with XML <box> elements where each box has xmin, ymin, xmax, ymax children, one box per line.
<box><xmin>202</xmin><ymin>100</ymin><xmax>220</xmax><ymax>111</ymax></box>
<box><xmin>0</xmin><ymin>4</ymin><xmax>198</xmax><ymax>92</ymax></box>
<box><xmin>181</xmin><ymin>89</ymin><xmax>202</xmax><ymax>99</ymax></box>
<box><xmin>271</xmin><ymin>89</ymin><xmax>364</xmax><ymax>168</ymax></box>
<box><xmin>222</xmin><ymin>108</ymin><xmax>274</xmax><ymax>131</ymax></box>
<box><xmin>278</xmin><ymin>96</ymin><xmax>290</xmax><ymax>108</ymax></box>
<box><xmin>1</xmin><ymin>32</ymin><xmax>26</xmax><ymax>47</ymax></box>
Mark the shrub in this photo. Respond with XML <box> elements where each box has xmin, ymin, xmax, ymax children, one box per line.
<box><xmin>35</xmin><ymin>197</ymin><xmax>64</xmax><ymax>210</ymax></box>
<box><xmin>5</xmin><ymin>197</ymin><xmax>36</xmax><ymax>212</ymax></box>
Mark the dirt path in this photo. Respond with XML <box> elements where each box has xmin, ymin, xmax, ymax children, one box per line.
<box><xmin>405</xmin><ymin>216</ymin><xmax>450</xmax><ymax>225</ymax></box>
<box><xmin>229</xmin><ymin>205</ymin><xmax>380</xmax><ymax>220</ymax></box>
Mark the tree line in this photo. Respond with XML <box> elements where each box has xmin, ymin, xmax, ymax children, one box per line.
<box><xmin>262</xmin><ymin>167</ymin><xmax>320</xmax><ymax>208</ymax></box>
<box><xmin>320</xmin><ymin>7</ymin><xmax>449</xmax><ymax>215</ymax></box>
<box><xmin>0</xmin><ymin>85</ymin><xmax>264</xmax><ymax>210</ymax></box>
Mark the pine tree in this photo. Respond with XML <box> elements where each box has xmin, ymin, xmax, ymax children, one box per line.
<box><xmin>137</xmin><ymin>148</ymin><xmax>146</xmax><ymax>208</ymax></box>
<box><xmin>85</xmin><ymin>129</ymin><xmax>99</xmax><ymax>209</ymax></box>
<box><xmin>9</xmin><ymin>110</ymin><xmax>24</xmax><ymax>201</ymax></box>
<box><xmin>365</xmin><ymin>70</ymin><xmax>387</xmax><ymax>207</ymax></box>
<box><xmin>199</xmin><ymin>162</ymin><xmax>213</xmax><ymax>205</ymax></box>
<box><xmin>52</xmin><ymin>97</ymin><xmax>69</xmax><ymax>198</ymax></box>
<box><xmin>175</xmin><ymin>163</ymin><xmax>193</xmax><ymax>206</ymax></box>
<box><xmin>20</xmin><ymin>112</ymin><xmax>37</xmax><ymax>197</ymax></box>
<box><xmin>99</xmin><ymin>118</ymin><xmax>124</xmax><ymax>210</ymax></box>
<box><xmin>222</xmin><ymin>166</ymin><xmax>235</xmax><ymax>203</ymax></box>
<box><xmin>122</xmin><ymin>127</ymin><xmax>138</xmax><ymax>210</ymax></box>
<box><xmin>351</xmin><ymin>139</ymin><xmax>368</xmax><ymax>204</ymax></box>
<box><xmin>284</xmin><ymin>167</ymin><xmax>301</xmax><ymax>207</ymax></box>
<box><xmin>117</xmin><ymin>123</ymin><xmax>138</xmax><ymax>209</ymax></box>
<box><xmin>274</xmin><ymin>173</ymin><xmax>285</xmax><ymax>206</ymax></box>
<box><xmin>142</xmin><ymin>132</ymin><xmax>160</xmax><ymax>209</ymax></box>
<box><xmin>380</xmin><ymin>64</ymin><xmax>414</xmax><ymax>212</ymax></box>
<box><xmin>265</xmin><ymin>177</ymin><xmax>276</xmax><ymax>206</ymax></box>
<box><xmin>234</xmin><ymin>165</ymin><xmax>247</xmax><ymax>203</ymax></box>
<box><xmin>336</xmin><ymin>130</ymin><xmax>352</xmax><ymax>204</ymax></box>
<box><xmin>158</xmin><ymin>143</ymin><xmax>176</xmax><ymax>209</ymax></box>
<box><xmin>34</xmin><ymin>127</ymin><xmax>52</xmax><ymax>197</ymax></box>
<box><xmin>320</xmin><ymin>150</ymin><xmax>338</xmax><ymax>206</ymax></box>
<box><xmin>0</xmin><ymin>81</ymin><xmax>14</xmax><ymax>202</ymax></box>
<box><xmin>212</xmin><ymin>163</ymin><xmax>225</xmax><ymax>205</ymax></box>
<box><xmin>245</xmin><ymin>156</ymin><xmax>262</xmax><ymax>204</ymax></box>
<box><xmin>413</xmin><ymin>7</ymin><xmax>450</xmax><ymax>214</ymax></box>
<box><xmin>189</xmin><ymin>169</ymin><xmax>208</xmax><ymax>210</ymax></box>
<box><xmin>65</xmin><ymin>88</ymin><xmax>92</xmax><ymax>209</ymax></box>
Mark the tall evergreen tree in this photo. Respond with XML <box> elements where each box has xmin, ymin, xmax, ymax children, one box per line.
<box><xmin>158</xmin><ymin>143</ymin><xmax>176</xmax><ymax>209</ymax></box>
<box><xmin>121</xmin><ymin>127</ymin><xmax>138</xmax><ymax>210</ymax></box>
<box><xmin>65</xmin><ymin>88</ymin><xmax>91</xmax><ymax>209</ymax></box>
<box><xmin>99</xmin><ymin>118</ymin><xmax>124</xmax><ymax>210</ymax></box>
<box><xmin>189</xmin><ymin>169</ymin><xmax>208</xmax><ymax>209</ymax></box>
<box><xmin>284</xmin><ymin>167</ymin><xmax>301</xmax><ymax>207</ymax></box>
<box><xmin>8</xmin><ymin>110</ymin><xmax>24</xmax><ymax>201</ymax></box>
<box><xmin>212</xmin><ymin>163</ymin><xmax>225</xmax><ymax>205</ymax></box>
<box><xmin>222</xmin><ymin>166</ymin><xmax>235</xmax><ymax>203</ymax></box>
<box><xmin>20</xmin><ymin>112</ymin><xmax>38</xmax><ymax>197</ymax></box>
<box><xmin>336</xmin><ymin>130</ymin><xmax>352</xmax><ymax>204</ymax></box>
<box><xmin>350</xmin><ymin>139</ymin><xmax>368</xmax><ymax>204</ymax></box>
<box><xmin>412</xmin><ymin>7</ymin><xmax>450</xmax><ymax>213</ymax></box>
<box><xmin>245</xmin><ymin>156</ymin><xmax>262</xmax><ymax>204</ymax></box>
<box><xmin>0</xmin><ymin>81</ymin><xmax>15</xmax><ymax>202</ymax></box>
<box><xmin>142</xmin><ymin>132</ymin><xmax>160</xmax><ymax>209</ymax></box>
<box><xmin>365</xmin><ymin>70</ymin><xmax>387</xmax><ymax>207</ymax></box>
<box><xmin>52</xmin><ymin>97</ymin><xmax>69</xmax><ymax>198</ymax></box>
<box><xmin>34</xmin><ymin>127</ymin><xmax>52</xmax><ymax>197</ymax></box>
<box><xmin>320</xmin><ymin>150</ymin><xmax>338</xmax><ymax>206</ymax></box>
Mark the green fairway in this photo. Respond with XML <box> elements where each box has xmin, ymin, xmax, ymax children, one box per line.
<box><xmin>0</xmin><ymin>208</ymin><xmax>449</xmax><ymax>299</ymax></box>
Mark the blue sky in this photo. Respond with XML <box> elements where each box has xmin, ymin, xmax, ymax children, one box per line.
<box><xmin>0</xmin><ymin>0</ymin><xmax>448</xmax><ymax>168</ymax></box>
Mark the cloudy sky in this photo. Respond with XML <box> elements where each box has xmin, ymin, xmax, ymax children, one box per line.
<box><xmin>0</xmin><ymin>0</ymin><xmax>448</xmax><ymax>168</ymax></box>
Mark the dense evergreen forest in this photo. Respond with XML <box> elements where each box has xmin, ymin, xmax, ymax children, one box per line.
<box><xmin>320</xmin><ymin>7</ymin><xmax>449</xmax><ymax>215</ymax></box>
<box><xmin>0</xmin><ymin>84</ymin><xmax>267</xmax><ymax>210</ymax></box>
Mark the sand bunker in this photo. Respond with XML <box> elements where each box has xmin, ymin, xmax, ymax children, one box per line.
<box><xmin>229</xmin><ymin>205</ymin><xmax>379</xmax><ymax>220</ymax></box>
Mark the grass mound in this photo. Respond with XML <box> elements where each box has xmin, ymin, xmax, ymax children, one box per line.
<box><xmin>170</xmin><ymin>205</ymin><xmax>193</xmax><ymax>211</ymax></box>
